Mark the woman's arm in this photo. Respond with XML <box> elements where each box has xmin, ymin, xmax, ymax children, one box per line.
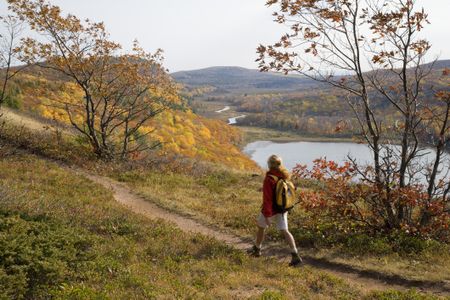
<box><xmin>262</xmin><ymin>176</ymin><xmax>274</xmax><ymax>217</ymax></box>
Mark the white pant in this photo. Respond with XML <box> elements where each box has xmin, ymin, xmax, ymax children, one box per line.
<box><xmin>257</xmin><ymin>212</ymin><xmax>288</xmax><ymax>231</ymax></box>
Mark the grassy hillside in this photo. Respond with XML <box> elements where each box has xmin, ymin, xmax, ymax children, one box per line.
<box><xmin>2</xmin><ymin>136</ymin><xmax>448</xmax><ymax>299</ymax></box>
<box><xmin>0</xmin><ymin>63</ymin><xmax>448</xmax><ymax>299</ymax></box>
<box><xmin>2</xmin><ymin>126</ymin><xmax>449</xmax><ymax>299</ymax></box>
<box><xmin>0</xmin><ymin>110</ymin><xmax>447</xmax><ymax>298</ymax></box>
<box><xmin>113</xmin><ymin>166</ymin><xmax>450</xmax><ymax>285</ymax></box>
<box><xmin>0</xmin><ymin>146</ymin><xmax>386</xmax><ymax>299</ymax></box>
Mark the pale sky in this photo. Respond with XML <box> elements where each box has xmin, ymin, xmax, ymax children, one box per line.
<box><xmin>1</xmin><ymin>0</ymin><xmax>449</xmax><ymax>72</ymax></box>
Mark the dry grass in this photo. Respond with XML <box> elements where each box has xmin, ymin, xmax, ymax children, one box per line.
<box><xmin>114</xmin><ymin>168</ymin><xmax>264</xmax><ymax>234</ymax></box>
<box><xmin>0</xmin><ymin>113</ymin><xmax>447</xmax><ymax>297</ymax></box>
<box><xmin>0</xmin><ymin>151</ymin><xmax>376</xmax><ymax>299</ymax></box>
<box><xmin>114</xmin><ymin>167</ymin><xmax>450</xmax><ymax>285</ymax></box>
<box><xmin>303</xmin><ymin>248</ymin><xmax>450</xmax><ymax>283</ymax></box>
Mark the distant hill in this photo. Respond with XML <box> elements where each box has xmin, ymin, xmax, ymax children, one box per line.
<box><xmin>171</xmin><ymin>66</ymin><xmax>321</xmax><ymax>92</ymax></box>
<box><xmin>171</xmin><ymin>60</ymin><xmax>450</xmax><ymax>93</ymax></box>
<box><xmin>423</xmin><ymin>59</ymin><xmax>450</xmax><ymax>70</ymax></box>
<box><xmin>176</xmin><ymin>60</ymin><xmax>450</xmax><ymax>138</ymax></box>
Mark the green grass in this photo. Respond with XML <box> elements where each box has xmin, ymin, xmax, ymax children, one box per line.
<box><xmin>0</xmin><ymin>151</ymin><xmax>384</xmax><ymax>299</ymax></box>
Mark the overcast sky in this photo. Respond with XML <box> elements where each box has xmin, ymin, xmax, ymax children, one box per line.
<box><xmin>1</xmin><ymin>0</ymin><xmax>449</xmax><ymax>72</ymax></box>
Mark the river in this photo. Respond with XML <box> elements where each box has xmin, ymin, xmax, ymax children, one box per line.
<box><xmin>228</xmin><ymin>115</ymin><xmax>246</xmax><ymax>125</ymax></box>
<box><xmin>215</xmin><ymin>106</ymin><xmax>246</xmax><ymax>125</ymax></box>
<box><xmin>215</xmin><ymin>106</ymin><xmax>230</xmax><ymax>113</ymax></box>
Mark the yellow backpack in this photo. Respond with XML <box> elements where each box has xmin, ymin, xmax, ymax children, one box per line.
<box><xmin>269</xmin><ymin>175</ymin><xmax>296</xmax><ymax>213</ymax></box>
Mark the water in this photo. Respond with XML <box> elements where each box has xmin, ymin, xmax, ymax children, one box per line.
<box><xmin>243</xmin><ymin>141</ymin><xmax>450</xmax><ymax>184</ymax></box>
<box><xmin>228</xmin><ymin>115</ymin><xmax>246</xmax><ymax>125</ymax></box>
<box><xmin>215</xmin><ymin>106</ymin><xmax>230</xmax><ymax>113</ymax></box>
<box><xmin>215</xmin><ymin>106</ymin><xmax>246</xmax><ymax>125</ymax></box>
<box><xmin>244</xmin><ymin>140</ymin><xmax>374</xmax><ymax>170</ymax></box>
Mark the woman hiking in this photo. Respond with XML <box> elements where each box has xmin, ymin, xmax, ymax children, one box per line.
<box><xmin>247</xmin><ymin>154</ymin><xmax>303</xmax><ymax>267</ymax></box>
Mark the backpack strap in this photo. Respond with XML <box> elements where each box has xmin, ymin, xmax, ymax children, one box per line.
<box><xmin>268</xmin><ymin>174</ymin><xmax>279</xmax><ymax>182</ymax></box>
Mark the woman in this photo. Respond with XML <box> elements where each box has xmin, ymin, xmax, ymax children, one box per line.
<box><xmin>248</xmin><ymin>154</ymin><xmax>302</xmax><ymax>267</ymax></box>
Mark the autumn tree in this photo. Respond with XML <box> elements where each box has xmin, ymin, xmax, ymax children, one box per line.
<box><xmin>258</xmin><ymin>0</ymin><xmax>449</xmax><ymax>231</ymax></box>
<box><xmin>0</xmin><ymin>15</ymin><xmax>25</xmax><ymax>109</ymax></box>
<box><xmin>8</xmin><ymin>0</ymin><xmax>179</xmax><ymax>159</ymax></box>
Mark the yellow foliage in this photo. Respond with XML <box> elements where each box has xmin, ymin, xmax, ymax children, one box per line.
<box><xmin>11</xmin><ymin>72</ymin><xmax>258</xmax><ymax>171</ymax></box>
<box><xmin>149</xmin><ymin>109</ymin><xmax>257</xmax><ymax>170</ymax></box>
<box><xmin>198</xmin><ymin>126</ymin><xmax>211</xmax><ymax>139</ymax></box>
<box><xmin>138</xmin><ymin>125</ymin><xmax>153</xmax><ymax>134</ymax></box>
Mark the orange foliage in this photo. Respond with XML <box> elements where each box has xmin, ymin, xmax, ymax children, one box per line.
<box><xmin>150</xmin><ymin>110</ymin><xmax>258</xmax><ymax>170</ymax></box>
<box><xmin>11</xmin><ymin>72</ymin><xmax>258</xmax><ymax>171</ymax></box>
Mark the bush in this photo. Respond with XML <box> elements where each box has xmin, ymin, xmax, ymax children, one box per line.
<box><xmin>293</xmin><ymin>159</ymin><xmax>450</xmax><ymax>242</ymax></box>
<box><xmin>259</xmin><ymin>290</ymin><xmax>286</xmax><ymax>300</ymax></box>
<box><xmin>0</xmin><ymin>212</ymin><xmax>94</xmax><ymax>299</ymax></box>
<box><xmin>197</xmin><ymin>170</ymin><xmax>240</xmax><ymax>193</ymax></box>
<box><xmin>343</xmin><ymin>234</ymin><xmax>392</xmax><ymax>256</ymax></box>
<box><xmin>388</xmin><ymin>231</ymin><xmax>443</xmax><ymax>256</ymax></box>
<box><xmin>0</xmin><ymin>121</ymin><xmax>95</xmax><ymax>165</ymax></box>
<box><xmin>3</xmin><ymin>85</ymin><xmax>22</xmax><ymax>109</ymax></box>
<box><xmin>50</xmin><ymin>284</ymin><xmax>108</xmax><ymax>300</ymax></box>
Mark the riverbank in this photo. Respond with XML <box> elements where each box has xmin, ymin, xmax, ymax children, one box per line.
<box><xmin>239</xmin><ymin>125</ymin><xmax>355</xmax><ymax>147</ymax></box>
<box><xmin>211</xmin><ymin>104</ymin><xmax>354</xmax><ymax>144</ymax></box>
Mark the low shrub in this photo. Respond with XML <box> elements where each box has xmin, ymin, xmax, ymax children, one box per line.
<box><xmin>259</xmin><ymin>290</ymin><xmax>286</xmax><ymax>300</ymax></box>
<box><xmin>196</xmin><ymin>170</ymin><xmax>241</xmax><ymax>193</ymax></box>
<box><xmin>0</xmin><ymin>212</ymin><xmax>94</xmax><ymax>299</ymax></box>
<box><xmin>3</xmin><ymin>85</ymin><xmax>23</xmax><ymax>109</ymax></box>
<box><xmin>0</xmin><ymin>121</ymin><xmax>94</xmax><ymax>165</ymax></box>
<box><xmin>293</xmin><ymin>159</ymin><xmax>450</xmax><ymax>243</ymax></box>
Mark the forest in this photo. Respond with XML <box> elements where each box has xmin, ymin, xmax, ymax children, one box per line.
<box><xmin>180</xmin><ymin>61</ymin><xmax>450</xmax><ymax>141</ymax></box>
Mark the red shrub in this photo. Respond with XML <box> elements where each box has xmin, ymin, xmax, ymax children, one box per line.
<box><xmin>293</xmin><ymin>158</ymin><xmax>450</xmax><ymax>241</ymax></box>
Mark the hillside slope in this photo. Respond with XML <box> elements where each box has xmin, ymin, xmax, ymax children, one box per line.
<box><xmin>0</xmin><ymin>120</ymin><xmax>447</xmax><ymax>298</ymax></box>
<box><xmin>172</xmin><ymin>61</ymin><xmax>450</xmax><ymax>93</ymax></box>
<box><xmin>1</xmin><ymin>150</ymin><xmax>364</xmax><ymax>299</ymax></box>
<box><xmin>2</xmin><ymin>71</ymin><xmax>258</xmax><ymax>170</ymax></box>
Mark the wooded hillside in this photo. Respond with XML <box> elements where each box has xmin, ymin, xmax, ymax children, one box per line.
<box><xmin>2</xmin><ymin>70</ymin><xmax>258</xmax><ymax>170</ymax></box>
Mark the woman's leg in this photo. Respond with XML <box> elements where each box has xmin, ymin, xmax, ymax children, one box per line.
<box><xmin>282</xmin><ymin>229</ymin><xmax>302</xmax><ymax>266</ymax></box>
<box><xmin>276</xmin><ymin>213</ymin><xmax>298</xmax><ymax>254</ymax></box>
<box><xmin>255</xmin><ymin>213</ymin><xmax>269</xmax><ymax>248</ymax></box>
<box><xmin>247</xmin><ymin>225</ymin><xmax>265</xmax><ymax>257</ymax></box>
<box><xmin>255</xmin><ymin>226</ymin><xmax>266</xmax><ymax>248</ymax></box>
<box><xmin>281</xmin><ymin>229</ymin><xmax>298</xmax><ymax>254</ymax></box>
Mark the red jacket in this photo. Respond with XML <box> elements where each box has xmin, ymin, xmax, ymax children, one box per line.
<box><xmin>261</xmin><ymin>169</ymin><xmax>286</xmax><ymax>217</ymax></box>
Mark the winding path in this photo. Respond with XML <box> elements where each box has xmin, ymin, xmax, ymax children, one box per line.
<box><xmin>76</xmin><ymin>168</ymin><xmax>450</xmax><ymax>296</ymax></box>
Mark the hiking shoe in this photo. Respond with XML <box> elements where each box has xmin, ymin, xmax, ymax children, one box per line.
<box><xmin>247</xmin><ymin>245</ymin><xmax>262</xmax><ymax>257</ymax></box>
<box><xmin>289</xmin><ymin>252</ymin><xmax>303</xmax><ymax>267</ymax></box>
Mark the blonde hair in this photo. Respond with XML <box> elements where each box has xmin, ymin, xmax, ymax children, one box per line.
<box><xmin>267</xmin><ymin>155</ymin><xmax>290</xmax><ymax>179</ymax></box>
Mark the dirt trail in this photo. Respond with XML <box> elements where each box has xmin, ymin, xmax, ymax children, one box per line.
<box><xmin>1</xmin><ymin>108</ymin><xmax>50</xmax><ymax>131</ymax></box>
<box><xmin>0</xmin><ymin>107</ymin><xmax>74</xmax><ymax>135</ymax></box>
<box><xmin>3</xmin><ymin>108</ymin><xmax>449</xmax><ymax>296</ymax></box>
<box><xmin>77</xmin><ymin>169</ymin><xmax>450</xmax><ymax>296</ymax></box>
<box><xmin>81</xmin><ymin>171</ymin><xmax>251</xmax><ymax>250</ymax></box>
